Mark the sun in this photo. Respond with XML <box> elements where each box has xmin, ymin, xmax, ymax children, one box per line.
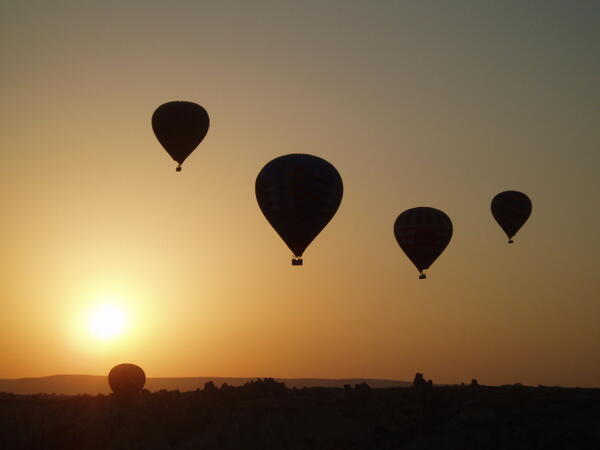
<box><xmin>87</xmin><ymin>304</ymin><xmax>127</xmax><ymax>340</ymax></box>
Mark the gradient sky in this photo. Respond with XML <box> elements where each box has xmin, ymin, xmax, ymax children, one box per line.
<box><xmin>1</xmin><ymin>0</ymin><xmax>599</xmax><ymax>386</ymax></box>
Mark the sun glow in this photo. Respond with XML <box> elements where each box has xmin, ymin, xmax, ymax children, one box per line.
<box><xmin>87</xmin><ymin>304</ymin><xmax>127</xmax><ymax>340</ymax></box>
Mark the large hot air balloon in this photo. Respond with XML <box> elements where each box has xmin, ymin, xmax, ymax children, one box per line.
<box><xmin>394</xmin><ymin>207</ymin><xmax>453</xmax><ymax>279</ymax></box>
<box><xmin>491</xmin><ymin>191</ymin><xmax>532</xmax><ymax>243</ymax></box>
<box><xmin>108</xmin><ymin>363</ymin><xmax>146</xmax><ymax>396</ymax></box>
<box><xmin>152</xmin><ymin>101</ymin><xmax>210</xmax><ymax>171</ymax></box>
<box><xmin>256</xmin><ymin>154</ymin><xmax>343</xmax><ymax>265</ymax></box>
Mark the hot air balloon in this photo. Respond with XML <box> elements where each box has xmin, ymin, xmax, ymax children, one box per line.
<box><xmin>491</xmin><ymin>191</ymin><xmax>532</xmax><ymax>243</ymax></box>
<box><xmin>394</xmin><ymin>207</ymin><xmax>453</xmax><ymax>279</ymax></box>
<box><xmin>256</xmin><ymin>154</ymin><xmax>343</xmax><ymax>265</ymax></box>
<box><xmin>108</xmin><ymin>363</ymin><xmax>146</xmax><ymax>396</ymax></box>
<box><xmin>152</xmin><ymin>101</ymin><xmax>210</xmax><ymax>171</ymax></box>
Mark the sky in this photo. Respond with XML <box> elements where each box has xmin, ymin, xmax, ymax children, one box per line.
<box><xmin>0</xmin><ymin>0</ymin><xmax>599</xmax><ymax>387</ymax></box>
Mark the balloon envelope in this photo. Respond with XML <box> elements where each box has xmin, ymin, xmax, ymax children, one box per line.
<box><xmin>255</xmin><ymin>154</ymin><xmax>343</xmax><ymax>264</ymax></box>
<box><xmin>108</xmin><ymin>363</ymin><xmax>146</xmax><ymax>396</ymax></box>
<box><xmin>394</xmin><ymin>207</ymin><xmax>453</xmax><ymax>278</ymax></box>
<box><xmin>152</xmin><ymin>101</ymin><xmax>209</xmax><ymax>169</ymax></box>
<box><xmin>491</xmin><ymin>191</ymin><xmax>532</xmax><ymax>243</ymax></box>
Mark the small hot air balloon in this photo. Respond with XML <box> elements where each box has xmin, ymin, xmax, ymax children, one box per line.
<box><xmin>152</xmin><ymin>101</ymin><xmax>210</xmax><ymax>171</ymax></box>
<box><xmin>491</xmin><ymin>191</ymin><xmax>532</xmax><ymax>243</ymax></box>
<box><xmin>108</xmin><ymin>363</ymin><xmax>146</xmax><ymax>396</ymax></box>
<box><xmin>394</xmin><ymin>207</ymin><xmax>453</xmax><ymax>279</ymax></box>
<box><xmin>256</xmin><ymin>154</ymin><xmax>343</xmax><ymax>265</ymax></box>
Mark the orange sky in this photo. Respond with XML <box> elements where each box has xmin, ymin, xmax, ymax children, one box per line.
<box><xmin>1</xmin><ymin>1</ymin><xmax>599</xmax><ymax>386</ymax></box>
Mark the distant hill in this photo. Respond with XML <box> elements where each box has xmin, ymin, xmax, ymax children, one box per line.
<box><xmin>0</xmin><ymin>375</ymin><xmax>411</xmax><ymax>395</ymax></box>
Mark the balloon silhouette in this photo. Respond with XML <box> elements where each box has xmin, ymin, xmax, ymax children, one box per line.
<box><xmin>491</xmin><ymin>191</ymin><xmax>532</xmax><ymax>243</ymax></box>
<box><xmin>152</xmin><ymin>101</ymin><xmax>210</xmax><ymax>171</ymax></box>
<box><xmin>394</xmin><ymin>207</ymin><xmax>453</xmax><ymax>279</ymax></box>
<box><xmin>108</xmin><ymin>363</ymin><xmax>146</xmax><ymax>396</ymax></box>
<box><xmin>256</xmin><ymin>154</ymin><xmax>343</xmax><ymax>265</ymax></box>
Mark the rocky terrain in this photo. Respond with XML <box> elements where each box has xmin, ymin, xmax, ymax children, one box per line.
<box><xmin>1</xmin><ymin>378</ymin><xmax>599</xmax><ymax>449</ymax></box>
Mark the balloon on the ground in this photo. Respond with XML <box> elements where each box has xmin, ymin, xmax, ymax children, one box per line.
<box><xmin>394</xmin><ymin>207</ymin><xmax>453</xmax><ymax>279</ymax></box>
<box><xmin>108</xmin><ymin>363</ymin><xmax>146</xmax><ymax>395</ymax></box>
<box><xmin>152</xmin><ymin>101</ymin><xmax>209</xmax><ymax>171</ymax></box>
<box><xmin>256</xmin><ymin>154</ymin><xmax>343</xmax><ymax>265</ymax></box>
<box><xmin>491</xmin><ymin>191</ymin><xmax>532</xmax><ymax>243</ymax></box>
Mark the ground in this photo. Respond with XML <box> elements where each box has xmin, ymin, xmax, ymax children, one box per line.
<box><xmin>1</xmin><ymin>379</ymin><xmax>599</xmax><ymax>449</ymax></box>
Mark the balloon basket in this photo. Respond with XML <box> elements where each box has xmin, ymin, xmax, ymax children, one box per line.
<box><xmin>292</xmin><ymin>258</ymin><xmax>303</xmax><ymax>266</ymax></box>
<box><xmin>419</xmin><ymin>273</ymin><xmax>426</xmax><ymax>280</ymax></box>
<box><xmin>508</xmin><ymin>239</ymin><xmax>514</xmax><ymax>244</ymax></box>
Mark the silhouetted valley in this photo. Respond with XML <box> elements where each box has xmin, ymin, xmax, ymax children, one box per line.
<box><xmin>1</xmin><ymin>377</ymin><xmax>599</xmax><ymax>449</ymax></box>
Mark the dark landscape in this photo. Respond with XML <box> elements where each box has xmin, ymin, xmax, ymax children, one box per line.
<box><xmin>1</xmin><ymin>377</ymin><xmax>599</xmax><ymax>450</ymax></box>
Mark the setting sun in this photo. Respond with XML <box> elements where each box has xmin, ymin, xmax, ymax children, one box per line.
<box><xmin>87</xmin><ymin>305</ymin><xmax>127</xmax><ymax>340</ymax></box>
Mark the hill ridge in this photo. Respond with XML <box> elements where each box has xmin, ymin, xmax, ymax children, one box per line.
<box><xmin>0</xmin><ymin>375</ymin><xmax>411</xmax><ymax>395</ymax></box>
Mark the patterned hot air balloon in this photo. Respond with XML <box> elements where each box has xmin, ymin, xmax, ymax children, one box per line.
<box><xmin>152</xmin><ymin>101</ymin><xmax>210</xmax><ymax>171</ymax></box>
<box><xmin>491</xmin><ymin>191</ymin><xmax>532</xmax><ymax>243</ymax></box>
<box><xmin>394</xmin><ymin>207</ymin><xmax>453</xmax><ymax>279</ymax></box>
<box><xmin>256</xmin><ymin>154</ymin><xmax>343</xmax><ymax>265</ymax></box>
<box><xmin>108</xmin><ymin>363</ymin><xmax>146</xmax><ymax>396</ymax></box>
